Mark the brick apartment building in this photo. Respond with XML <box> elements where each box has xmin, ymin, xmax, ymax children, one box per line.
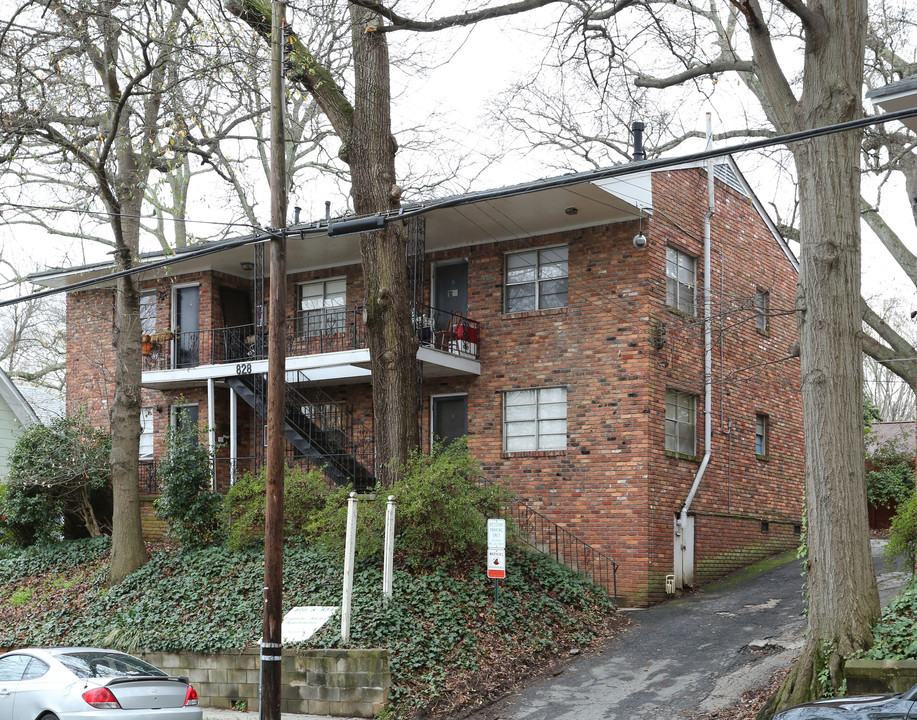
<box><xmin>36</xmin><ymin>157</ymin><xmax>804</xmax><ymax>604</ymax></box>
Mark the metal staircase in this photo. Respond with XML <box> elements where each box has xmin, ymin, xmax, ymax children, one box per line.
<box><xmin>226</xmin><ymin>371</ymin><xmax>376</xmax><ymax>492</ymax></box>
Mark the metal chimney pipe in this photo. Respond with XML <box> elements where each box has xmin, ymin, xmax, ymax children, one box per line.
<box><xmin>632</xmin><ymin>121</ymin><xmax>646</xmax><ymax>161</ymax></box>
<box><xmin>325</xmin><ymin>201</ymin><xmax>331</xmax><ymax>221</ymax></box>
<box><xmin>293</xmin><ymin>206</ymin><xmax>301</xmax><ymax>224</ymax></box>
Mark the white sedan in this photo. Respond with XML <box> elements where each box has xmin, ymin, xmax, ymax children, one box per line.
<box><xmin>0</xmin><ymin>647</ymin><xmax>203</xmax><ymax>720</ymax></box>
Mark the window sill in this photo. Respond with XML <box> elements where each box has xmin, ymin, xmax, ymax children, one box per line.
<box><xmin>502</xmin><ymin>449</ymin><xmax>566</xmax><ymax>458</ymax></box>
<box><xmin>665</xmin><ymin>450</ymin><xmax>700</xmax><ymax>462</ymax></box>
<box><xmin>755</xmin><ymin>453</ymin><xmax>770</xmax><ymax>462</ymax></box>
<box><xmin>755</xmin><ymin>328</ymin><xmax>770</xmax><ymax>338</ymax></box>
<box><xmin>666</xmin><ymin>306</ymin><xmax>696</xmax><ymax>320</ymax></box>
<box><xmin>502</xmin><ymin>307</ymin><xmax>568</xmax><ymax>320</ymax></box>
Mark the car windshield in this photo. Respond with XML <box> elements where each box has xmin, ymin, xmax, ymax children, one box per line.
<box><xmin>54</xmin><ymin>651</ymin><xmax>168</xmax><ymax>679</ymax></box>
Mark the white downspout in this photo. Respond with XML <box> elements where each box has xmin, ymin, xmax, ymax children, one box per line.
<box><xmin>676</xmin><ymin>113</ymin><xmax>715</xmax><ymax>589</ymax></box>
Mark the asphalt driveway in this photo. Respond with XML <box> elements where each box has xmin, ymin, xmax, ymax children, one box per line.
<box><xmin>466</xmin><ymin>540</ymin><xmax>908</xmax><ymax>720</ymax></box>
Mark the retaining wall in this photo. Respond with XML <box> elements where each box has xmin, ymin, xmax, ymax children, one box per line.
<box><xmin>142</xmin><ymin>648</ymin><xmax>390</xmax><ymax>717</ymax></box>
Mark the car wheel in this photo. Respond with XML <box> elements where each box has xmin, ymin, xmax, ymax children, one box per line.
<box><xmin>41</xmin><ymin>714</ymin><xmax>60</xmax><ymax>720</ymax></box>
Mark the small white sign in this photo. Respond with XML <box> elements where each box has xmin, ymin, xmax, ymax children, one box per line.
<box><xmin>282</xmin><ymin>606</ymin><xmax>338</xmax><ymax>643</ymax></box>
<box><xmin>488</xmin><ymin>548</ymin><xmax>506</xmax><ymax>579</ymax></box>
<box><xmin>487</xmin><ymin>518</ymin><xmax>506</xmax><ymax>549</ymax></box>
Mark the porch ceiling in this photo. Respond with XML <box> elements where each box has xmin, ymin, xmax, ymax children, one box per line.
<box><xmin>32</xmin><ymin>175</ymin><xmax>651</xmax><ymax>288</ymax></box>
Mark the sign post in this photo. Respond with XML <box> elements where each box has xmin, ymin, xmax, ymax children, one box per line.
<box><xmin>487</xmin><ymin>519</ymin><xmax>507</xmax><ymax>601</ymax></box>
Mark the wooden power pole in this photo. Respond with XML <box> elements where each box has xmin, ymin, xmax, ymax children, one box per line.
<box><xmin>261</xmin><ymin>2</ymin><xmax>287</xmax><ymax>719</ymax></box>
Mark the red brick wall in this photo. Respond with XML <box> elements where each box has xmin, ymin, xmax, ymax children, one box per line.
<box><xmin>65</xmin><ymin>167</ymin><xmax>803</xmax><ymax>604</ymax></box>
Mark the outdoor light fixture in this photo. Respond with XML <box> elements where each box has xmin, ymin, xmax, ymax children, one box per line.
<box><xmin>564</xmin><ymin>206</ymin><xmax>579</xmax><ymax>216</ymax></box>
<box><xmin>633</xmin><ymin>231</ymin><xmax>647</xmax><ymax>248</ymax></box>
<box><xmin>240</xmin><ymin>262</ymin><xmax>254</xmax><ymax>271</ymax></box>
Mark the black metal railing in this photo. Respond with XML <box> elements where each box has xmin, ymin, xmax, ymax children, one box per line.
<box><xmin>479</xmin><ymin>478</ymin><xmax>618</xmax><ymax>601</ymax></box>
<box><xmin>142</xmin><ymin>305</ymin><xmax>480</xmax><ymax>372</ymax></box>
<box><xmin>139</xmin><ymin>459</ymin><xmax>159</xmax><ymax>495</ymax></box>
<box><xmin>414</xmin><ymin>304</ymin><xmax>480</xmax><ymax>358</ymax></box>
<box><xmin>227</xmin><ymin>371</ymin><xmax>376</xmax><ymax>491</ymax></box>
<box><xmin>283</xmin><ymin>370</ymin><xmax>376</xmax><ymax>490</ymax></box>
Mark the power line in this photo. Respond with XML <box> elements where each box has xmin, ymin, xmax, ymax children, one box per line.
<box><xmin>4</xmin><ymin>104</ymin><xmax>917</xmax><ymax>311</ymax></box>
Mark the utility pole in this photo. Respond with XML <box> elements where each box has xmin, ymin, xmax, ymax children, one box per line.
<box><xmin>260</xmin><ymin>2</ymin><xmax>287</xmax><ymax>719</ymax></box>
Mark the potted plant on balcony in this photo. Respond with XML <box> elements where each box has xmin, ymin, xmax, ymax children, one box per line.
<box><xmin>141</xmin><ymin>334</ymin><xmax>153</xmax><ymax>356</ymax></box>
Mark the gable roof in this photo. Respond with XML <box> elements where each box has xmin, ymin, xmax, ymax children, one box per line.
<box><xmin>866</xmin><ymin>75</ymin><xmax>917</xmax><ymax>132</ymax></box>
<box><xmin>0</xmin><ymin>369</ymin><xmax>40</xmax><ymax>428</ymax></box>
<box><xmin>866</xmin><ymin>421</ymin><xmax>917</xmax><ymax>455</ymax></box>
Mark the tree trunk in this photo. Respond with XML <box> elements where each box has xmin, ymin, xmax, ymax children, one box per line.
<box><xmin>108</xmin><ymin>192</ymin><xmax>149</xmax><ymax>584</ymax></box>
<box><xmin>349</xmin><ymin>5</ymin><xmax>420</xmax><ymax>484</ymax></box>
<box><xmin>761</xmin><ymin>0</ymin><xmax>878</xmax><ymax>713</ymax></box>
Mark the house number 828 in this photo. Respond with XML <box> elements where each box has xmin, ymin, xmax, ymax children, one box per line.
<box><xmin>235</xmin><ymin>363</ymin><xmax>252</xmax><ymax>375</ymax></box>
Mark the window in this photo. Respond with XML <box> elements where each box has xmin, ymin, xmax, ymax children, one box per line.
<box><xmin>755</xmin><ymin>414</ymin><xmax>768</xmax><ymax>456</ymax></box>
<box><xmin>665</xmin><ymin>389</ymin><xmax>696</xmax><ymax>455</ymax></box>
<box><xmin>140</xmin><ymin>407</ymin><xmax>154</xmax><ymax>460</ymax></box>
<box><xmin>0</xmin><ymin>654</ymin><xmax>30</xmax><ymax>682</ymax></box>
<box><xmin>503</xmin><ymin>387</ymin><xmax>567</xmax><ymax>452</ymax></box>
<box><xmin>172</xmin><ymin>404</ymin><xmax>199</xmax><ymax>446</ymax></box>
<box><xmin>666</xmin><ymin>247</ymin><xmax>696</xmax><ymax>315</ymax></box>
<box><xmin>755</xmin><ymin>289</ymin><xmax>769</xmax><ymax>332</ymax></box>
<box><xmin>504</xmin><ymin>246</ymin><xmax>568</xmax><ymax>313</ymax></box>
<box><xmin>298</xmin><ymin>278</ymin><xmax>346</xmax><ymax>335</ymax></box>
<box><xmin>140</xmin><ymin>291</ymin><xmax>157</xmax><ymax>334</ymax></box>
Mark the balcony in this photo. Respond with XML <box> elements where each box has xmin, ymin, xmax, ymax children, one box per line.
<box><xmin>140</xmin><ymin>305</ymin><xmax>480</xmax><ymax>388</ymax></box>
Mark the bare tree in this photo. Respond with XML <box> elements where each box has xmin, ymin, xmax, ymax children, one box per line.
<box><xmin>0</xmin><ymin>0</ymin><xmax>206</xmax><ymax>582</ymax></box>
<box><xmin>863</xmin><ymin>297</ymin><xmax>917</xmax><ymax>421</ymax></box>
<box><xmin>479</xmin><ymin>0</ymin><xmax>878</xmax><ymax>710</ymax></box>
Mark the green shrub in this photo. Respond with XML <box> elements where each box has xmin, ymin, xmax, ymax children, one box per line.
<box><xmin>866</xmin><ymin>433</ymin><xmax>915</xmax><ymax>507</ymax></box>
<box><xmin>863</xmin><ymin>580</ymin><xmax>917</xmax><ymax>659</ymax></box>
<box><xmin>0</xmin><ymin>416</ymin><xmax>112</xmax><ymax>546</ymax></box>
<box><xmin>225</xmin><ymin>465</ymin><xmax>331</xmax><ymax>550</ymax></box>
<box><xmin>887</xmin><ymin>490</ymin><xmax>917</xmax><ymax>571</ymax></box>
<box><xmin>385</xmin><ymin>440</ymin><xmax>512</xmax><ymax>565</ymax></box>
<box><xmin>302</xmin><ymin>440</ymin><xmax>513</xmax><ymax>565</ymax></box>
<box><xmin>154</xmin><ymin>417</ymin><xmax>224</xmax><ymax>548</ymax></box>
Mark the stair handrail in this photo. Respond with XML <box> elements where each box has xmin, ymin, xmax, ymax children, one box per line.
<box><xmin>478</xmin><ymin>477</ymin><xmax>618</xmax><ymax>602</ymax></box>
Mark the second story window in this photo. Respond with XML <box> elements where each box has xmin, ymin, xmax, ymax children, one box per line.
<box><xmin>755</xmin><ymin>413</ymin><xmax>768</xmax><ymax>456</ymax></box>
<box><xmin>505</xmin><ymin>246</ymin><xmax>568</xmax><ymax>313</ymax></box>
<box><xmin>666</xmin><ymin>246</ymin><xmax>696</xmax><ymax>315</ymax></box>
<box><xmin>665</xmin><ymin>388</ymin><xmax>696</xmax><ymax>455</ymax></box>
<box><xmin>755</xmin><ymin>289</ymin><xmax>770</xmax><ymax>332</ymax></box>
<box><xmin>298</xmin><ymin>278</ymin><xmax>346</xmax><ymax>335</ymax></box>
<box><xmin>140</xmin><ymin>291</ymin><xmax>157</xmax><ymax>335</ymax></box>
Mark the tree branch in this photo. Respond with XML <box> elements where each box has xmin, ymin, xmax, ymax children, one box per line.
<box><xmin>634</xmin><ymin>60</ymin><xmax>755</xmax><ymax>88</ymax></box>
<box><xmin>348</xmin><ymin>0</ymin><xmax>566</xmax><ymax>33</ymax></box>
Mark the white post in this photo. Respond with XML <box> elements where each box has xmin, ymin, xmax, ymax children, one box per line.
<box><xmin>383</xmin><ymin>496</ymin><xmax>396</xmax><ymax>601</ymax></box>
<box><xmin>207</xmin><ymin>377</ymin><xmax>216</xmax><ymax>490</ymax></box>
<box><xmin>341</xmin><ymin>491</ymin><xmax>358</xmax><ymax>642</ymax></box>
<box><xmin>229</xmin><ymin>389</ymin><xmax>238</xmax><ymax>486</ymax></box>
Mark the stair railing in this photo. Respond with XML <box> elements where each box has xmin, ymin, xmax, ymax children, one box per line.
<box><xmin>479</xmin><ymin>478</ymin><xmax>618</xmax><ymax>602</ymax></box>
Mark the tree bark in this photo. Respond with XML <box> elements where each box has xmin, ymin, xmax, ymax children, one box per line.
<box><xmin>760</xmin><ymin>0</ymin><xmax>878</xmax><ymax>713</ymax></box>
<box><xmin>349</xmin><ymin>5</ymin><xmax>420</xmax><ymax>483</ymax></box>
<box><xmin>229</xmin><ymin>0</ymin><xmax>421</xmax><ymax>483</ymax></box>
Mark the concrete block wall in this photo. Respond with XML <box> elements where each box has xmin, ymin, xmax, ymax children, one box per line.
<box><xmin>143</xmin><ymin>648</ymin><xmax>390</xmax><ymax>718</ymax></box>
<box><xmin>846</xmin><ymin>659</ymin><xmax>917</xmax><ymax>695</ymax></box>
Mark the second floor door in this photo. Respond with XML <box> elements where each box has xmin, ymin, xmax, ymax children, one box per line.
<box><xmin>174</xmin><ymin>285</ymin><xmax>200</xmax><ymax>368</ymax></box>
<box><xmin>433</xmin><ymin>261</ymin><xmax>468</xmax><ymax>332</ymax></box>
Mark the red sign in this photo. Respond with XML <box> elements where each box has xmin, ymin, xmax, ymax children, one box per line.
<box><xmin>487</xmin><ymin>548</ymin><xmax>506</xmax><ymax>579</ymax></box>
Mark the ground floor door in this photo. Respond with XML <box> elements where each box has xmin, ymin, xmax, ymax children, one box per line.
<box><xmin>432</xmin><ymin>394</ymin><xmax>468</xmax><ymax>446</ymax></box>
